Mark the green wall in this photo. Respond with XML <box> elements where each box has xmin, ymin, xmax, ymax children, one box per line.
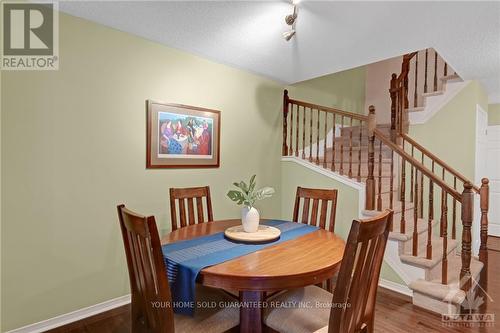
<box><xmin>489</xmin><ymin>103</ymin><xmax>500</xmax><ymax>125</ymax></box>
<box><xmin>1</xmin><ymin>13</ymin><xmax>284</xmax><ymax>331</ymax></box>
<box><xmin>281</xmin><ymin>160</ymin><xmax>405</xmax><ymax>286</ymax></box>
<box><xmin>287</xmin><ymin>66</ymin><xmax>366</xmax><ymax>114</ymax></box>
<box><xmin>409</xmin><ymin>81</ymin><xmax>488</xmax><ymax>183</ymax></box>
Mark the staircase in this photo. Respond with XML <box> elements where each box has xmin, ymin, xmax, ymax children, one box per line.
<box><xmin>281</xmin><ymin>50</ymin><xmax>490</xmax><ymax>315</ymax></box>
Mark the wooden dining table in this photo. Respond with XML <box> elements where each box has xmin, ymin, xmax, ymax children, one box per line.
<box><xmin>161</xmin><ymin>219</ymin><xmax>346</xmax><ymax>333</ymax></box>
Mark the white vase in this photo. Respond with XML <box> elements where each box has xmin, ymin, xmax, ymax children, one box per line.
<box><xmin>241</xmin><ymin>206</ymin><xmax>260</xmax><ymax>233</ymax></box>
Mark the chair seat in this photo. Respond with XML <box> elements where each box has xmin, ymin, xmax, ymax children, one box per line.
<box><xmin>264</xmin><ymin>286</ymin><xmax>333</xmax><ymax>333</ymax></box>
<box><xmin>174</xmin><ymin>285</ymin><xmax>239</xmax><ymax>333</ymax></box>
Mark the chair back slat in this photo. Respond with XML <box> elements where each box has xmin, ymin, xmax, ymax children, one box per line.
<box><xmin>169</xmin><ymin>186</ymin><xmax>213</xmax><ymax>230</ymax></box>
<box><xmin>293</xmin><ymin>187</ymin><xmax>338</xmax><ymax>231</ymax></box>
<box><xmin>328</xmin><ymin>210</ymin><xmax>393</xmax><ymax>333</ymax></box>
<box><xmin>117</xmin><ymin>204</ymin><xmax>174</xmax><ymax>333</ymax></box>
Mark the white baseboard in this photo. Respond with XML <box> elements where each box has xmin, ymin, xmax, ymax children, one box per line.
<box><xmin>379</xmin><ymin>278</ymin><xmax>413</xmax><ymax>297</ymax></box>
<box><xmin>5</xmin><ymin>294</ymin><xmax>131</xmax><ymax>333</ymax></box>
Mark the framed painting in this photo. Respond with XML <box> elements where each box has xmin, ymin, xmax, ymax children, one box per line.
<box><xmin>146</xmin><ymin>100</ymin><xmax>220</xmax><ymax>168</ymax></box>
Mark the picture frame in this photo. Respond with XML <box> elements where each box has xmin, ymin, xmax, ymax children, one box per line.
<box><xmin>146</xmin><ymin>100</ymin><xmax>221</xmax><ymax>168</ymax></box>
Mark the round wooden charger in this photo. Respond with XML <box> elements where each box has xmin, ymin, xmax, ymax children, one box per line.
<box><xmin>224</xmin><ymin>224</ymin><xmax>281</xmax><ymax>243</ymax></box>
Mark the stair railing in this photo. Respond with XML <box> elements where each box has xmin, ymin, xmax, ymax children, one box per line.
<box><xmin>282</xmin><ymin>91</ymin><xmax>487</xmax><ymax>292</ymax></box>
<box><xmin>389</xmin><ymin>48</ymin><xmax>455</xmax><ymax>138</ymax></box>
<box><xmin>282</xmin><ymin>89</ymin><xmax>371</xmax><ymax>184</ymax></box>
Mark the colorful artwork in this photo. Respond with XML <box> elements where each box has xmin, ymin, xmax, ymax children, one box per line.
<box><xmin>147</xmin><ymin>100</ymin><xmax>220</xmax><ymax>169</ymax></box>
<box><xmin>158</xmin><ymin>112</ymin><xmax>213</xmax><ymax>158</ymax></box>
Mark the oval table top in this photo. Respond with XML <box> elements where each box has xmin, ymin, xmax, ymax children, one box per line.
<box><xmin>161</xmin><ymin>219</ymin><xmax>346</xmax><ymax>291</ymax></box>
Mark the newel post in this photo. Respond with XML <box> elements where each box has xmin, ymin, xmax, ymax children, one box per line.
<box><xmin>282</xmin><ymin>90</ymin><xmax>290</xmax><ymax>156</ymax></box>
<box><xmin>479</xmin><ymin>178</ymin><xmax>489</xmax><ymax>285</ymax></box>
<box><xmin>365</xmin><ymin>105</ymin><xmax>376</xmax><ymax>210</ymax></box>
<box><xmin>460</xmin><ymin>182</ymin><xmax>474</xmax><ymax>292</ymax></box>
<box><xmin>389</xmin><ymin>73</ymin><xmax>398</xmax><ymax>142</ymax></box>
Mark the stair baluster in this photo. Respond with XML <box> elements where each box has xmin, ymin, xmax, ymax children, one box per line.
<box><xmin>433</xmin><ymin>50</ymin><xmax>438</xmax><ymax>92</ymax></box>
<box><xmin>309</xmin><ymin>108</ymin><xmax>313</xmax><ymax>162</ymax></box>
<box><xmin>282</xmin><ymin>90</ymin><xmax>289</xmax><ymax>156</ymax></box>
<box><xmin>316</xmin><ymin>109</ymin><xmax>320</xmax><ymax>165</ymax></box>
<box><xmin>357</xmin><ymin>120</ymin><xmax>362</xmax><ymax>181</ymax></box>
<box><xmin>323</xmin><ymin>112</ymin><xmax>327</xmax><ymax>168</ymax></box>
<box><xmin>295</xmin><ymin>105</ymin><xmax>299</xmax><ymax>158</ymax></box>
<box><xmin>365</xmin><ymin>106</ymin><xmax>376</xmax><ymax>211</ymax></box>
<box><xmin>410</xmin><ymin>146</ymin><xmax>415</xmax><ymax>202</ymax></box>
<box><xmin>390</xmin><ymin>150</ymin><xmax>394</xmax><ymax>210</ymax></box>
<box><xmin>377</xmin><ymin>139</ymin><xmax>383</xmax><ymax>211</ymax></box>
<box><xmin>413</xmin><ymin>169</ymin><xmax>419</xmax><ymax>256</ymax></box>
<box><xmin>479</xmin><ymin>178</ymin><xmax>489</xmax><ymax>285</ymax></box>
<box><xmin>302</xmin><ymin>106</ymin><xmax>306</xmax><ymax>160</ymax></box>
<box><xmin>427</xmin><ymin>161</ymin><xmax>435</xmax><ymax>259</ymax></box>
<box><xmin>441</xmin><ymin>190</ymin><xmax>448</xmax><ymax>284</ymax></box>
<box><xmin>289</xmin><ymin>103</ymin><xmax>294</xmax><ymax>156</ymax></box>
<box><xmin>414</xmin><ymin>52</ymin><xmax>418</xmax><ymax>108</ymax></box>
<box><xmin>339</xmin><ymin>116</ymin><xmax>344</xmax><ymax>175</ymax></box>
<box><xmin>424</xmin><ymin>49</ymin><xmax>428</xmax><ymax>94</ymax></box>
<box><xmin>420</xmin><ymin>154</ymin><xmax>424</xmax><ymax>218</ymax></box>
<box><xmin>348</xmin><ymin>118</ymin><xmax>353</xmax><ymax>177</ymax></box>
<box><xmin>460</xmin><ymin>183</ymin><xmax>474</xmax><ymax>291</ymax></box>
<box><xmin>452</xmin><ymin>177</ymin><xmax>457</xmax><ymax>239</ymax></box>
<box><xmin>330</xmin><ymin>114</ymin><xmax>335</xmax><ymax>171</ymax></box>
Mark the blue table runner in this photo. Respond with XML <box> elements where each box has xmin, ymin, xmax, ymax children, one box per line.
<box><xmin>161</xmin><ymin>220</ymin><xmax>318</xmax><ymax>315</ymax></box>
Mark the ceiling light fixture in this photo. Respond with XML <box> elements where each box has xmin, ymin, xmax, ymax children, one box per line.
<box><xmin>283</xmin><ymin>0</ymin><xmax>298</xmax><ymax>41</ymax></box>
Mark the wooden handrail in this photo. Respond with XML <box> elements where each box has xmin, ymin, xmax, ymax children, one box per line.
<box><xmin>374</xmin><ymin>129</ymin><xmax>462</xmax><ymax>201</ymax></box>
<box><xmin>401</xmin><ymin>134</ymin><xmax>479</xmax><ymax>192</ymax></box>
<box><xmin>288</xmin><ymin>99</ymin><xmax>369</xmax><ymax>121</ymax></box>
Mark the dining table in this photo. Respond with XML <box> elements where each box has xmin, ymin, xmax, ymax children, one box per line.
<box><xmin>161</xmin><ymin>219</ymin><xmax>346</xmax><ymax>333</ymax></box>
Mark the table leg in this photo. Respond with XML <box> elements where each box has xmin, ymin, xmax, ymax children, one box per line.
<box><xmin>239</xmin><ymin>290</ymin><xmax>264</xmax><ymax>333</ymax></box>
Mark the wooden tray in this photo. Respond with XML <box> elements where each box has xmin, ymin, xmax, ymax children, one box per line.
<box><xmin>224</xmin><ymin>225</ymin><xmax>281</xmax><ymax>243</ymax></box>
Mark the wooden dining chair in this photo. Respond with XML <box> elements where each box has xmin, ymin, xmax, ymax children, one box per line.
<box><xmin>264</xmin><ymin>210</ymin><xmax>393</xmax><ymax>333</ymax></box>
<box><xmin>117</xmin><ymin>204</ymin><xmax>238</xmax><ymax>333</ymax></box>
<box><xmin>293</xmin><ymin>187</ymin><xmax>338</xmax><ymax>232</ymax></box>
<box><xmin>169</xmin><ymin>186</ymin><xmax>214</xmax><ymax>231</ymax></box>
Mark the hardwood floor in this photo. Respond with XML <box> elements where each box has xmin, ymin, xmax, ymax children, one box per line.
<box><xmin>46</xmin><ymin>237</ymin><xmax>500</xmax><ymax>333</ymax></box>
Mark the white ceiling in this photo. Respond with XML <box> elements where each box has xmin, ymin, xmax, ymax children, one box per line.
<box><xmin>58</xmin><ymin>1</ymin><xmax>500</xmax><ymax>102</ymax></box>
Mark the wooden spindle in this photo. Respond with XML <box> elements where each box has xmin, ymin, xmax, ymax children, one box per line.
<box><xmin>348</xmin><ymin>117</ymin><xmax>353</xmax><ymax>178</ymax></box>
<box><xmin>377</xmin><ymin>140</ymin><xmax>383</xmax><ymax>211</ymax></box>
<box><xmin>427</xmin><ymin>165</ymin><xmax>434</xmax><ymax>259</ymax></box>
<box><xmin>452</xmin><ymin>177</ymin><xmax>457</xmax><ymax>239</ymax></box>
<box><xmin>414</xmin><ymin>52</ymin><xmax>418</xmax><ymax>107</ymax></box>
<box><xmin>357</xmin><ymin>120</ymin><xmax>362</xmax><ymax>181</ymax></box>
<box><xmin>390</xmin><ymin>73</ymin><xmax>398</xmax><ymax>142</ymax></box>
<box><xmin>289</xmin><ymin>103</ymin><xmax>294</xmax><ymax>156</ymax></box>
<box><xmin>389</xmin><ymin>150</ymin><xmax>394</xmax><ymax>210</ymax></box>
<box><xmin>316</xmin><ymin>109</ymin><xmax>320</xmax><ymax>165</ymax></box>
<box><xmin>339</xmin><ymin>116</ymin><xmax>344</xmax><ymax>175</ymax></box>
<box><xmin>433</xmin><ymin>50</ymin><xmax>438</xmax><ymax>91</ymax></box>
<box><xmin>410</xmin><ymin>146</ymin><xmax>415</xmax><ymax>202</ymax></box>
<box><xmin>323</xmin><ymin>112</ymin><xmax>327</xmax><ymax>167</ymax></box>
<box><xmin>420</xmin><ymin>154</ymin><xmax>424</xmax><ymax>218</ymax></box>
<box><xmin>460</xmin><ymin>182</ymin><xmax>474</xmax><ymax>292</ymax></box>
<box><xmin>412</xmin><ymin>169</ymin><xmax>419</xmax><ymax>256</ymax></box>
<box><xmin>309</xmin><ymin>108</ymin><xmax>313</xmax><ymax>162</ymax></box>
<box><xmin>331</xmin><ymin>114</ymin><xmax>336</xmax><ymax>171</ymax></box>
<box><xmin>479</xmin><ymin>179</ymin><xmax>489</xmax><ymax>270</ymax></box>
<box><xmin>440</xmin><ymin>168</ymin><xmax>446</xmax><ymax>237</ymax></box>
<box><xmin>365</xmin><ymin>106</ymin><xmax>376</xmax><ymax>210</ymax></box>
<box><xmin>282</xmin><ymin>90</ymin><xmax>289</xmax><ymax>156</ymax></box>
<box><xmin>442</xmin><ymin>190</ymin><xmax>448</xmax><ymax>285</ymax></box>
<box><xmin>295</xmin><ymin>104</ymin><xmax>299</xmax><ymax>157</ymax></box>
<box><xmin>424</xmin><ymin>49</ymin><xmax>428</xmax><ymax>93</ymax></box>
<box><xmin>400</xmin><ymin>157</ymin><xmax>406</xmax><ymax>234</ymax></box>
<box><xmin>302</xmin><ymin>107</ymin><xmax>306</xmax><ymax>160</ymax></box>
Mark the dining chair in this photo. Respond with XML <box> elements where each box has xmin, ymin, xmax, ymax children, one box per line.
<box><xmin>264</xmin><ymin>210</ymin><xmax>393</xmax><ymax>333</ymax></box>
<box><xmin>293</xmin><ymin>187</ymin><xmax>338</xmax><ymax>232</ymax></box>
<box><xmin>117</xmin><ymin>204</ymin><xmax>238</xmax><ymax>333</ymax></box>
<box><xmin>169</xmin><ymin>186</ymin><xmax>214</xmax><ymax>230</ymax></box>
